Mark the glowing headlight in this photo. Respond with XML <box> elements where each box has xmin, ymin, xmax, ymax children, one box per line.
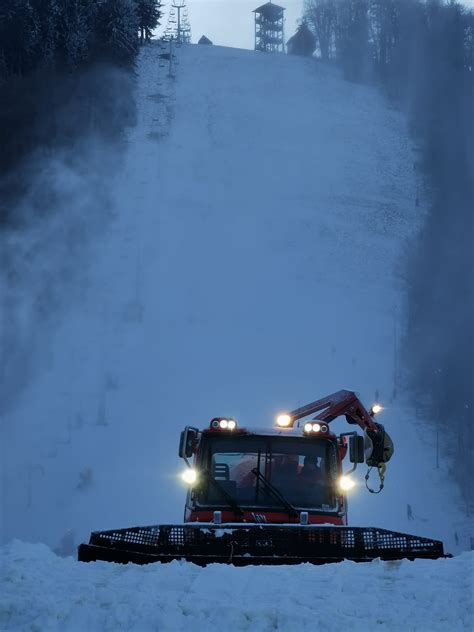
<box><xmin>181</xmin><ymin>469</ymin><xmax>197</xmax><ymax>485</ymax></box>
<box><xmin>339</xmin><ymin>476</ymin><xmax>355</xmax><ymax>491</ymax></box>
<box><xmin>210</xmin><ymin>417</ymin><xmax>237</xmax><ymax>430</ymax></box>
<box><xmin>276</xmin><ymin>414</ymin><xmax>292</xmax><ymax>427</ymax></box>
<box><xmin>304</xmin><ymin>422</ymin><xmax>322</xmax><ymax>433</ymax></box>
<box><xmin>371</xmin><ymin>403</ymin><xmax>383</xmax><ymax>415</ymax></box>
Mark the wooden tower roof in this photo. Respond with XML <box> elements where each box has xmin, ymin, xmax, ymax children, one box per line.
<box><xmin>253</xmin><ymin>2</ymin><xmax>286</xmax><ymax>20</ymax></box>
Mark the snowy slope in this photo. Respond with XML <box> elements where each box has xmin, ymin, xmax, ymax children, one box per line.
<box><xmin>1</xmin><ymin>541</ymin><xmax>473</xmax><ymax>631</ymax></box>
<box><xmin>0</xmin><ymin>42</ymin><xmax>470</xmax><ymax>560</ymax></box>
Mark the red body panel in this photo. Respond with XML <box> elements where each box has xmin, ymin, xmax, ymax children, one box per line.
<box><xmin>186</xmin><ymin>509</ymin><xmax>347</xmax><ymax>525</ymax></box>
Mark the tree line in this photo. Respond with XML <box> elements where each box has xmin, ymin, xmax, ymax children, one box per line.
<box><xmin>304</xmin><ymin>0</ymin><xmax>473</xmax><ymax>509</ymax></box>
<box><xmin>0</xmin><ymin>0</ymin><xmax>162</xmax><ymax>214</ymax></box>
<box><xmin>0</xmin><ymin>0</ymin><xmax>162</xmax><ymax>82</ymax></box>
<box><xmin>304</xmin><ymin>0</ymin><xmax>473</xmax><ymax>82</ymax></box>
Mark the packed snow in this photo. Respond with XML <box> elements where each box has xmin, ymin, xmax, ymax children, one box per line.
<box><xmin>1</xmin><ymin>541</ymin><xmax>473</xmax><ymax>631</ymax></box>
<box><xmin>1</xmin><ymin>42</ymin><xmax>472</xmax><ymax>630</ymax></box>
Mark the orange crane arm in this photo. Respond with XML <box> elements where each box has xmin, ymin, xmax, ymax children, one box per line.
<box><xmin>288</xmin><ymin>390</ymin><xmax>393</xmax><ymax>469</ymax></box>
<box><xmin>287</xmin><ymin>389</ymin><xmax>380</xmax><ymax>431</ymax></box>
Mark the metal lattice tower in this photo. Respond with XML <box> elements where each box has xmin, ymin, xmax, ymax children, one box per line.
<box><xmin>253</xmin><ymin>2</ymin><xmax>286</xmax><ymax>53</ymax></box>
<box><xmin>164</xmin><ymin>0</ymin><xmax>192</xmax><ymax>43</ymax></box>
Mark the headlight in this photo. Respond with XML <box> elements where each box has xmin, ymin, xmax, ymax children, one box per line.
<box><xmin>338</xmin><ymin>475</ymin><xmax>355</xmax><ymax>491</ymax></box>
<box><xmin>210</xmin><ymin>417</ymin><xmax>238</xmax><ymax>430</ymax></box>
<box><xmin>371</xmin><ymin>403</ymin><xmax>383</xmax><ymax>415</ymax></box>
<box><xmin>303</xmin><ymin>422</ymin><xmax>326</xmax><ymax>433</ymax></box>
<box><xmin>181</xmin><ymin>469</ymin><xmax>197</xmax><ymax>484</ymax></box>
<box><xmin>276</xmin><ymin>414</ymin><xmax>292</xmax><ymax>427</ymax></box>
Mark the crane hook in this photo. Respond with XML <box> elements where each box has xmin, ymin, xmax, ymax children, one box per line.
<box><xmin>365</xmin><ymin>462</ymin><xmax>386</xmax><ymax>494</ymax></box>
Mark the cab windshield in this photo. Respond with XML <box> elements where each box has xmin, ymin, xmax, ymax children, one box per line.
<box><xmin>197</xmin><ymin>435</ymin><xmax>339</xmax><ymax>512</ymax></box>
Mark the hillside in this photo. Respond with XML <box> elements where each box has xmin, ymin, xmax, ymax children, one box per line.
<box><xmin>0</xmin><ymin>42</ymin><xmax>469</xmax><ymax>558</ymax></box>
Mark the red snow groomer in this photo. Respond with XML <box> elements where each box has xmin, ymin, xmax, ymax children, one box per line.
<box><xmin>78</xmin><ymin>390</ymin><xmax>447</xmax><ymax>566</ymax></box>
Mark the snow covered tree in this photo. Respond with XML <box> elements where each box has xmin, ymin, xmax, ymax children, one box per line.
<box><xmin>0</xmin><ymin>0</ymin><xmax>39</xmax><ymax>78</ymax></box>
<box><xmin>136</xmin><ymin>0</ymin><xmax>162</xmax><ymax>42</ymax></box>
<box><xmin>94</xmin><ymin>0</ymin><xmax>140</xmax><ymax>65</ymax></box>
<box><xmin>54</xmin><ymin>0</ymin><xmax>96</xmax><ymax>69</ymax></box>
<box><xmin>28</xmin><ymin>0</ymin><xmax>61</xmax><ymax>69</ymax></box>
<box><xmin>0</xmin><ymin>0</ymin><xmax>144</xmax><ymax>79</ymax></box>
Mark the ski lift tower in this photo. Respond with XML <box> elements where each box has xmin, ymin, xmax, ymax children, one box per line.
<box><xmin>164</xmin><ymin>0</ymin><xmax>192</xmax><ymax>43</ymax></box>
<box><xmin>253</xmin><ymin>2</ymin><xmax>286</xmax><ymax>53</ymax></box>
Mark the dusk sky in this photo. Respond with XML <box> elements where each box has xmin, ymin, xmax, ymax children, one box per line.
<box><xmin>158</xmin><ymin>0</ymin><xmax>474</xmax><ymax>51</ymax></box>
<box><xmin>158</xmin><ymin>0</ymin><xmax>304</xmax><ymax>50</ymax></box>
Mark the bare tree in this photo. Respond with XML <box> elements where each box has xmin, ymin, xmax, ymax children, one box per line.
<box><xmin>304</xmin><ymin>0</ymin><xmax>337</xmax><ymax>60</ymax></box>
<box><xmin>333</xmin><ymin>0</ymin><xmax>370</xmax><ymax>80</ymax></box>
<box><xmin>368</xmin><ymin>0</ymin><xmax>397</xmax><ymax>76</ymax></box>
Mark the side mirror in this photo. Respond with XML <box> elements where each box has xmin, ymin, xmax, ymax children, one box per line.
<box><xmin>179</xmin><ymin>427</ymin><xmax>199</xmax><ymax>459</ymax></box>
<box><xmin>349</xmin><ymin>435</ymin><xmax>365</xmax><ymax>463</ymax></box>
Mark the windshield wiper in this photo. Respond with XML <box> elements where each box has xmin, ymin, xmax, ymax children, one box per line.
<box><xmin>203</xmin><ymin>470</ymin><xmax>244</xmax><ymax>518</ymax></box>
<box><xmin>251</xmin><ymin>468</ymin><xmax>298</xmax><ymax>517</ymax></box>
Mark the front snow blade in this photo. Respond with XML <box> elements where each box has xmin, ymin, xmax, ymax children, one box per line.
<box><xmin>78</xmin><ymin>524</ymin><xmax>448</xmax><ymax>566</ymax></box>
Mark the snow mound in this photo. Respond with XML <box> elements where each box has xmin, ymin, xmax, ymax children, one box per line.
<box><xmin>1</xmin><ymin>542</ymin><xmax>472</xmax><ymax>631</ymax></box>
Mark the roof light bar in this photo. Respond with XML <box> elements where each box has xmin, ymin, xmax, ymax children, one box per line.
<box><xmin>303</xmin><ymin>422</ymin><xmax>329</xmax><ymax>434</ymax></box>
<box><xmin>210</xmin><ymin>417</ymin><xmax>237</xmax><ymax>431</ymax></box>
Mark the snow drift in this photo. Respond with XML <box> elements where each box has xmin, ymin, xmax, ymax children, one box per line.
<box><xmin>1</xmin><ymin>541</ymin><xmax>472</xmax><ymax>631</ymax></box>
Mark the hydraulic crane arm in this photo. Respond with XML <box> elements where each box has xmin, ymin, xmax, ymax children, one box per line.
<box><xmin>287</xmin><ymin>390</ymin><xmax>393</xmax><ymax>469</ymax></box>
<box><xmin>287</xmin><ymin>389</ymin><xmax>379</xmax><ymax>432</ymax></box>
